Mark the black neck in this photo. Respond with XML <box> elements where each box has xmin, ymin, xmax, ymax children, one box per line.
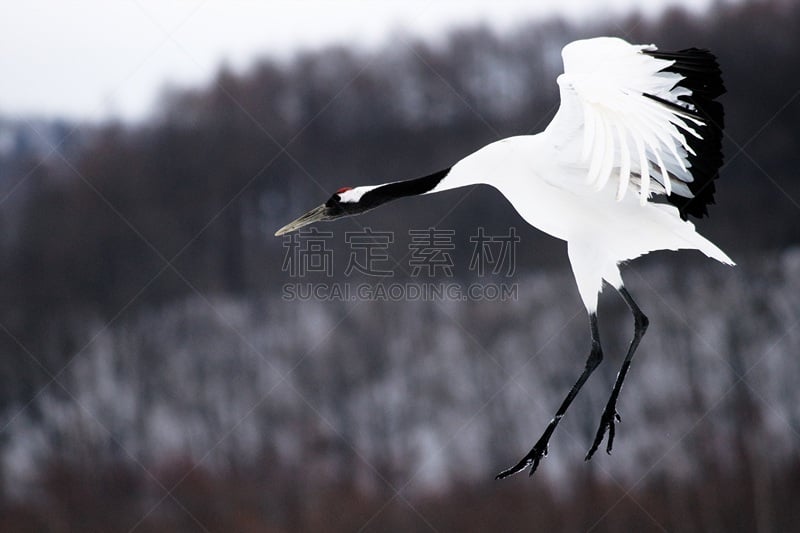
<box><xmin>359</xmin><ymin>167</ymin><xmax>451</xmax><ymax>210</ymax></box>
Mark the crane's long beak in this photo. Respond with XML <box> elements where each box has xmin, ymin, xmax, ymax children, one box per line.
<box><xmin>274</xmin><ymin>204</ymin><xmax>330</xmax><ymax>236</ymax></box>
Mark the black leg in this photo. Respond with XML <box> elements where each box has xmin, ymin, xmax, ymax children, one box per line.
<box><xmin>585</xmin><ymin>286</ymin><xmax>649</xmax><ymax>460</ymax></box>
<box><xmin>496</xmin><ymin>313</ymin><xmax>603</xmax><ymax>479</ymax></box>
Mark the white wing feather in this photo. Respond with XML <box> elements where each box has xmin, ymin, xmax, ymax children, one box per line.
<box><xmin>545</xmin><ymin>37</ymin><xmax>703</xmax><ymax>204</ymax></box>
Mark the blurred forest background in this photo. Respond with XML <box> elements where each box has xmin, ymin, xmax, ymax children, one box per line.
<box><xmin>2</xmin><ymin>0</ymin><xmax>800</xmax><ymax>531</ymax></box>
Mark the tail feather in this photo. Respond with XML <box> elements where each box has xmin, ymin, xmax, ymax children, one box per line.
<box><xmin>618</xmin><ymin>202</ymin><xmax>734</xmax><ymax>266</ymax></box>
<box><xmin>692</xmin><ymin>232</ymin><xmax>735</xmax><ymax>265</ymax></box>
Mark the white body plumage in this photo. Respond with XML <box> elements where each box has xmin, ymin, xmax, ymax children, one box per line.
<box><xmin>438</xmin><ymin>132</ymin><xmax>732</xmax><ymax>311</ymax></box>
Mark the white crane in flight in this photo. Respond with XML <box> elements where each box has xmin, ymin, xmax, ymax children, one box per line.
<box><xmin>276</xmin><ymin>37</ymin><xmax>734</xmax><ymax>478</ymax></box>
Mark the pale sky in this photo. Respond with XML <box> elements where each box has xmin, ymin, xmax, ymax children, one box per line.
<box><xmin>0</xmin><ymin>0</ymin><xmax>716</xmax><ymax>122</ymax></box>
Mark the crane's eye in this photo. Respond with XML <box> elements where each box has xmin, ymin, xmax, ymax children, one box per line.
<box><xmin>326</xmin><ymin>192</ymin><xmax>345</xmax><ymax>208</ymax></box>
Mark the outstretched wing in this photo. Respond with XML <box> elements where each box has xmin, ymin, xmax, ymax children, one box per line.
<box><xmin>545</xmin><ymin>37</ymin><xmax>725</xmax><ymax>219</ymax></box>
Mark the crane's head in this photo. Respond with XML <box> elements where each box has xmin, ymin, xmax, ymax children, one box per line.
<box><xmin>274</xmin><ymin>168</ymin><xmax>451</xmax><ymax>236</ymax></box>
<box><xmin>274</xmin><ymin>186</ymin><xmax>377</xmax><ymax>236</ymax></box>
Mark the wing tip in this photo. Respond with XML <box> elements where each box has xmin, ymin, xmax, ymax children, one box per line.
<box><xmin>647</xmin><ymin>47</ymin><xmax>726</xmax><ymax>220</ymax></box>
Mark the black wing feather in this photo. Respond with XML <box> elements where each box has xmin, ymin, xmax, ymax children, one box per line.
<box><xmin>644</xmin><ymin>48</ymin><xmax>726</xmax><ymax>220</ymax></box>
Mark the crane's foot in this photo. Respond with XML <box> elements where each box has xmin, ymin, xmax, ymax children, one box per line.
<box><xmin>495</xmin><ymin>433</ymin><xmax>551</xmax><ymax>479</ymax></box>
<box><xmin>585</xmin><ymin>404</ymin><xmax>621</xmax><ymax>461</ymax></box>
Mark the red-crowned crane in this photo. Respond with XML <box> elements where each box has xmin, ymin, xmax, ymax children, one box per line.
<box><xmin>276</xmin><ymin>37</ymin><xmax>734</xmax><ymax>478</ymax></box>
